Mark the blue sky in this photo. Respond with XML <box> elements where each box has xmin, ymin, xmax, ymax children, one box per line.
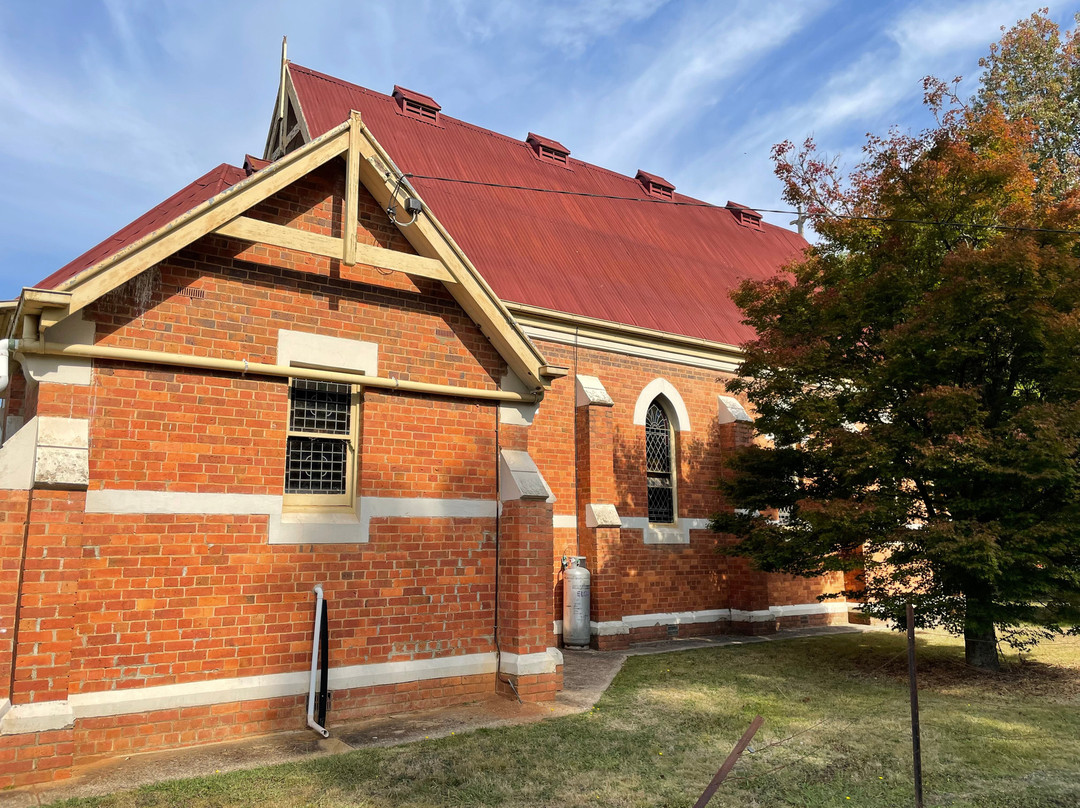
<box><xmin>1</xmin><ymin>0</ymin><xmax>1076</xmax><ymax>299</ymax></box>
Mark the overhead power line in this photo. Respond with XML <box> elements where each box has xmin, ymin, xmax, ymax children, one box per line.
<box><xmin>403</xmin><ymin>173</ymin><xmax>1080</xmax><ymax>237</ymax></box>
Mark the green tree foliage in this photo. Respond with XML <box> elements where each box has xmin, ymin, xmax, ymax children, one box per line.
<box><xmin>973</xmin><ymin>8</ymin><xmax>1080</xmax><ymax>192</ymax></box>
<box><xmin>712</xmin><ymin>49</ymin><xmax>1080</xmax><ymax>670</ymax></box>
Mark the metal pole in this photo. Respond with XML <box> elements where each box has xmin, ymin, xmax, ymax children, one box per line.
<box><xmin>907</xmin><ymin>602</ymin><xmax>924</xmax><ymax>808</ymax></box>
<box><xmin>693</xmin><ymin>715</ymin><xmax>764</xmax><ymax>808</ymax></box>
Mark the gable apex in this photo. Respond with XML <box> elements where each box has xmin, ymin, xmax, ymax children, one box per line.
<box><xmin>27</xmin><ymin>114</ymin><xmax>554</xmax><ymax>391</ymax></box>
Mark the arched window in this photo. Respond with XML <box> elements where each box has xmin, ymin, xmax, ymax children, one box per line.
<box><xmin>645</xmin><ymin>399</ymin><xmax>676</xmax><ymax>523</ymax></box>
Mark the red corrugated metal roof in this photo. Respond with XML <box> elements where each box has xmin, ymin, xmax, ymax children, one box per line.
<box><xmin>289</xmin><ymin>64</ymin><xmax>805</xmax><ymax>346</ymax></box>
<box><xmin>38</xmin><ymin>163</ymin><xmax>247</xmax><ymax>290</ymax></box>
<box><xmin>38</xmin><ymin>66</ymin><xmax>806</xmax><ymax>349</ymax></box>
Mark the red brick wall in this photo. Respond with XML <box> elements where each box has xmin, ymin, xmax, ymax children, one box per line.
<box><xmin>11</xmin><ymin>492</ymin><xmax>84</xmax><ymax>705</ymax></box>
<box><xmin>2</xmin><ymin>166</ymin><xmax>514</xmax><ymax>784</ymax></box>
<box><xmin>69</xmin><ymin>514</ymin><xmax>496</xmax><ymax>694</ymax></box>
<box><xmin>69</xmin><ymin>169</ymin><xmax>503</xmax><ymax>683</ymax></box>
<box><xmin>0</xmin><ymin>490</ymin><xmax>29</xmax><ymax>703</ymax></box>
<box><xmin>531</xmin><ymin>340</ymin><xmax>844</xmax><ymax>629</ymax></box>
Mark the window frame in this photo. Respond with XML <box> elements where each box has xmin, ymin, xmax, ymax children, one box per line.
<box><xmin>644</xmin><ymin>398</ymin><xmax>678</xmax><ymax>525</ymax></box>
<box><xmin>282</xmin><ymin>378</ymin><xmax>361</xmax><ymax>513</ymax></box>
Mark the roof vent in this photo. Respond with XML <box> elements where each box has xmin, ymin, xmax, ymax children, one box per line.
<box><xmin>392</xmin><ymin>85</ymin><xmax>441</xmax><ymax>123</ymax></box>
<box><xmin>636</xmin><ymin>170</ymin><xmax>675</xmax><ymax>200</ymax></box>
<box><xmin>527</xmin><ymin>132</ymin><xmax>570</xmax><ymax>164</ymax></box>
<box><xmin>726</xmin><ymin>201</ymin><xmax>763</xmax><ymax>231</ymax></box>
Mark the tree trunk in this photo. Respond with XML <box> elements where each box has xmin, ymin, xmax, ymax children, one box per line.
<box><xmin>964</xmin><ymin>605</ymin><xmax>1000</xmax><ymax>672</ymax></box>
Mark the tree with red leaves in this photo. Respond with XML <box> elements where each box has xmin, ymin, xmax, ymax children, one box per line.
<box><xmin>712</xmin><ymin>24</ymin><xmax>1080</xmax><ymax>671</ymax></box>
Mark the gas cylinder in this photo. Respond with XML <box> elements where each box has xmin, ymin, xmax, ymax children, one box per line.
<box><xmin>562</xmin><ymin>556</ymin><xmax>591</xmax><ymax>648</ymax></box>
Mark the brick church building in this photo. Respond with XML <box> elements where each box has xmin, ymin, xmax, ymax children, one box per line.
<box><xmin>0</xmin><ymin>60</ymin><xmax>848</xmax><ymax>785</ymax></box>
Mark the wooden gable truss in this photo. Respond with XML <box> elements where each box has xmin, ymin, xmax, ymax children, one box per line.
<box><xmin>17</xmin><ymin>112</ymin><xmax>558</xmax><ymax>392</ymax></box>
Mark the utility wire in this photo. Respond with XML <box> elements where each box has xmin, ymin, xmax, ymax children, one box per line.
<box><xmin>404</xmin><ymin>173</ymin><xmax>1080</xmax><ymax>236</ymax></box>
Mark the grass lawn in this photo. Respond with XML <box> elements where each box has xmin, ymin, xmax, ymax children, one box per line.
<box><xmin>47</xmin><ymin>631</ymin><xmax>1080</xmax><ymax>808</ymax></box>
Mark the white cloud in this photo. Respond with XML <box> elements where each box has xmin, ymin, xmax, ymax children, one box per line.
<box><xmin>541</xmin><ymin>0</ymin><xmax>833</xmax><ymax>170</ymax></box>
<box><xmin>443</xmin><ymin>0</ymin><xmax>670</xmax><ymax>53</ymax></box>
<box><xmin>538</xmin><ymin>0</ymin><xmax>672</xmax><ymax>54</ymax></box>
<box><xmin>679</xmin><ymin>0</ymin><xmax>1043</xmax><ymax>227</ymax></box>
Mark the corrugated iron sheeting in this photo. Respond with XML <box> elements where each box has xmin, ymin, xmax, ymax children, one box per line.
<box><xmin>38</xmin><ymin>65</ymin><xmax>806</xmax><ymax>350</ymax></box>
<box><xmin>40</xmin><ymin>164</ymin><xmax>247</xmax><ymax>290</ymax></box>
<box><xmin>290</xmin><ymin>64</ymin><xmax>806</xmax><ymax>347</ymax></box>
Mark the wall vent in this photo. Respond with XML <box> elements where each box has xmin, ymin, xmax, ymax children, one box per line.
<box><xmin>636</xmin><ymin>170</ymin><xmax>675</xmax><ymax>200</ymax></box>
<box><xmin>177</xmin><ymin>286</ymin><xmax>206</xmax><ymax>299</ymax></box>
<box><xmin>392</xmin><ymin>85</ymin><xmax>441</xmax><ymax>123</ymax></box>
<box><xmin>726</xmin><ymin>201</ymin><xmax>763</xmax><ymax>231</ymax></box>
<box><xmin>526</xmin><ymin>132</ymin><xmax>570</xmax><ymax>164</ymax></box>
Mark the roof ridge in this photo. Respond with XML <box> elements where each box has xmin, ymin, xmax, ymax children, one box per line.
<box><xmin>291</xmin><ymin>63</ymin><xmax>541</xmax><ymax>153</ymax></box>
<box><xmin>290</xmin><ymin>63</ymin><xmax>677</xmax><ymax>198</ymax></box>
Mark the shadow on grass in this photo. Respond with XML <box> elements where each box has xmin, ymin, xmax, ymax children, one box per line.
<box><xmin>45</xmin><ymin>632</ymin><xmax>1080</xmax><ymax>808</ymax></box>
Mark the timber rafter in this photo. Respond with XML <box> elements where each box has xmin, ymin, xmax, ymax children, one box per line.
<box><xmin>44</xmin><ymin>106</ymin><xmax>553</xmax><ymax>390</ymax></box>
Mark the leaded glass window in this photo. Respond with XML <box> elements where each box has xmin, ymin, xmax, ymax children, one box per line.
<box><xmin>284</xmin><ymin>380</ymin><xmax>357</xmax><ymax>504</ymax></box>
<box><xmin>645</xmin><ymin>400</ymin><xmax>675</xmax><ymax>523</ymax></box>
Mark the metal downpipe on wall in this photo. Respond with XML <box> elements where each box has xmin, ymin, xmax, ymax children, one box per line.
<box><xmin>307</xmin><ymin>584</ymin><xmax>330</xmax><ymax>738</ymax></box>
<box><xmin>0</xmin><ymin>340</ymin><xmax>10</xmax><ymax>393</ymax></box>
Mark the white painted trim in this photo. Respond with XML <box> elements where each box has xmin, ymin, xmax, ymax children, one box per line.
<box><xmin>84</xmin><ymin>490</ymin><xmax>497</xmax><ymax>545</ymax></box>
<box><xmin>729</xmin><ymin>609</ymin><xmax>776</xmax><ymax>623</ymax></box>
<box><xmin>590</xmin><ymin>620</ymin><xmax>631</xmax><ymax>636</ymax></box>
<box><xmin>621</xmin><ymin>516</ymin><xmax>710</xmax><ymax>545</ymax></box>
<box><xmin>499</xmin><ymin>449</ymin><xmax>554</xmax><ymax>503</ymax></box>
<box><xmin>499</xmin><ymin>372</ymin><xmax>540</xmax><ymax>426</ymax></box>
<box><xmin>271</xmin><ymin>497</ymin><xmax>498</xmax><ymax>545</ymax></box>
<box><xmin>769</xmin><ymin>602</ymin><xmax>848</xmax><ymax>618</ymax></box>
<box><xmin>0</xmin><ymin>699</ymin><xmax>75</xmax><ymax>735</ymax></box>
<box><xmin>589</xmin><ymin>603</ymin><xmax>847</xmax><ymax>636</ymax></box>
<box><xmin>575</xmin><ymin>374</ymin><xmax>614</xmax><ymax>407</ymax></box>
<box><xmin>553</xmin><ymin>619</ymin><xmax>564</xmax><ymax>635</ymax></box>
<box><xmin>85</xmin><ymin>490</ymin><xmax>283</xmax><ymax>514</ymax></box>
<box><xmin>585</xmin><ymin>503</ymin><xmax>621</xmax><ymax>528</ymax></box>
<box><xmin>521</xmin><ymin>324</ymin><xmax>741</xmax><ymax>374</ymax></box>
<box><xmin>20</xmin><ymin>312</ymin><xmax>94</xmax><ymax>386</ymax></box>
<box><xmin>47</xmin><ymin>653</ymin><xmax>497</xmax><ymax>725</ymax></box>
<box><xmin>622</xmin><ymin>609</ymin><xmax>730</xmax><ymax>630</ymax></box>
<box><xmin>632</xmin><ymin>378</ymin><xmax>692</xmax><ymax>431</ymax></box>
<box><xmin>552</xmin><ymin>514</ymin><xmax>576</xmax><ymax>529</ymax></box>
<box><xmin>499</xmin><ymin>647</ymin><xmax>563</xmax><ymax>676</ymax></box>
<box><xmin>329</xmin><ymin>653</ymin><xmax>496</xmax><ymax>691</ymax></box>
<box><xmin>717</xmin><ymin>395</ymin><xmax>753</xmax><ymax>424</ymax></box>
<box><xmin>276</xmin><ymin>329</ymin><xmax>378</xmax><ymax>375</ymax></box>
<box><xmin>0</xmin><ymin>416</ymin><xmax>38</xmax><ymax>490</ymax></box>
<box><xmin>70</xmin><ymin>672</ymin><xmax>309</xmax><ymax>719</ymax></box>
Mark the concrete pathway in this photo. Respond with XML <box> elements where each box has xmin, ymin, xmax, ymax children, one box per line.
<box><xmin>1</xmin><ymin>624</ymin><xmax>872</xmax><ymax>807</ymax></box>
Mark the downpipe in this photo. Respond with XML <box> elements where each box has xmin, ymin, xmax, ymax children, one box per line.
<box><xmin>307</xmin><ymin>584</ymin><xmax>330</xmax><ymax>738</ymax></box>
<box><xmin>0</xmin><ymin>339</ymin><xmax>10</xmax><ymax>393</ymax></box>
